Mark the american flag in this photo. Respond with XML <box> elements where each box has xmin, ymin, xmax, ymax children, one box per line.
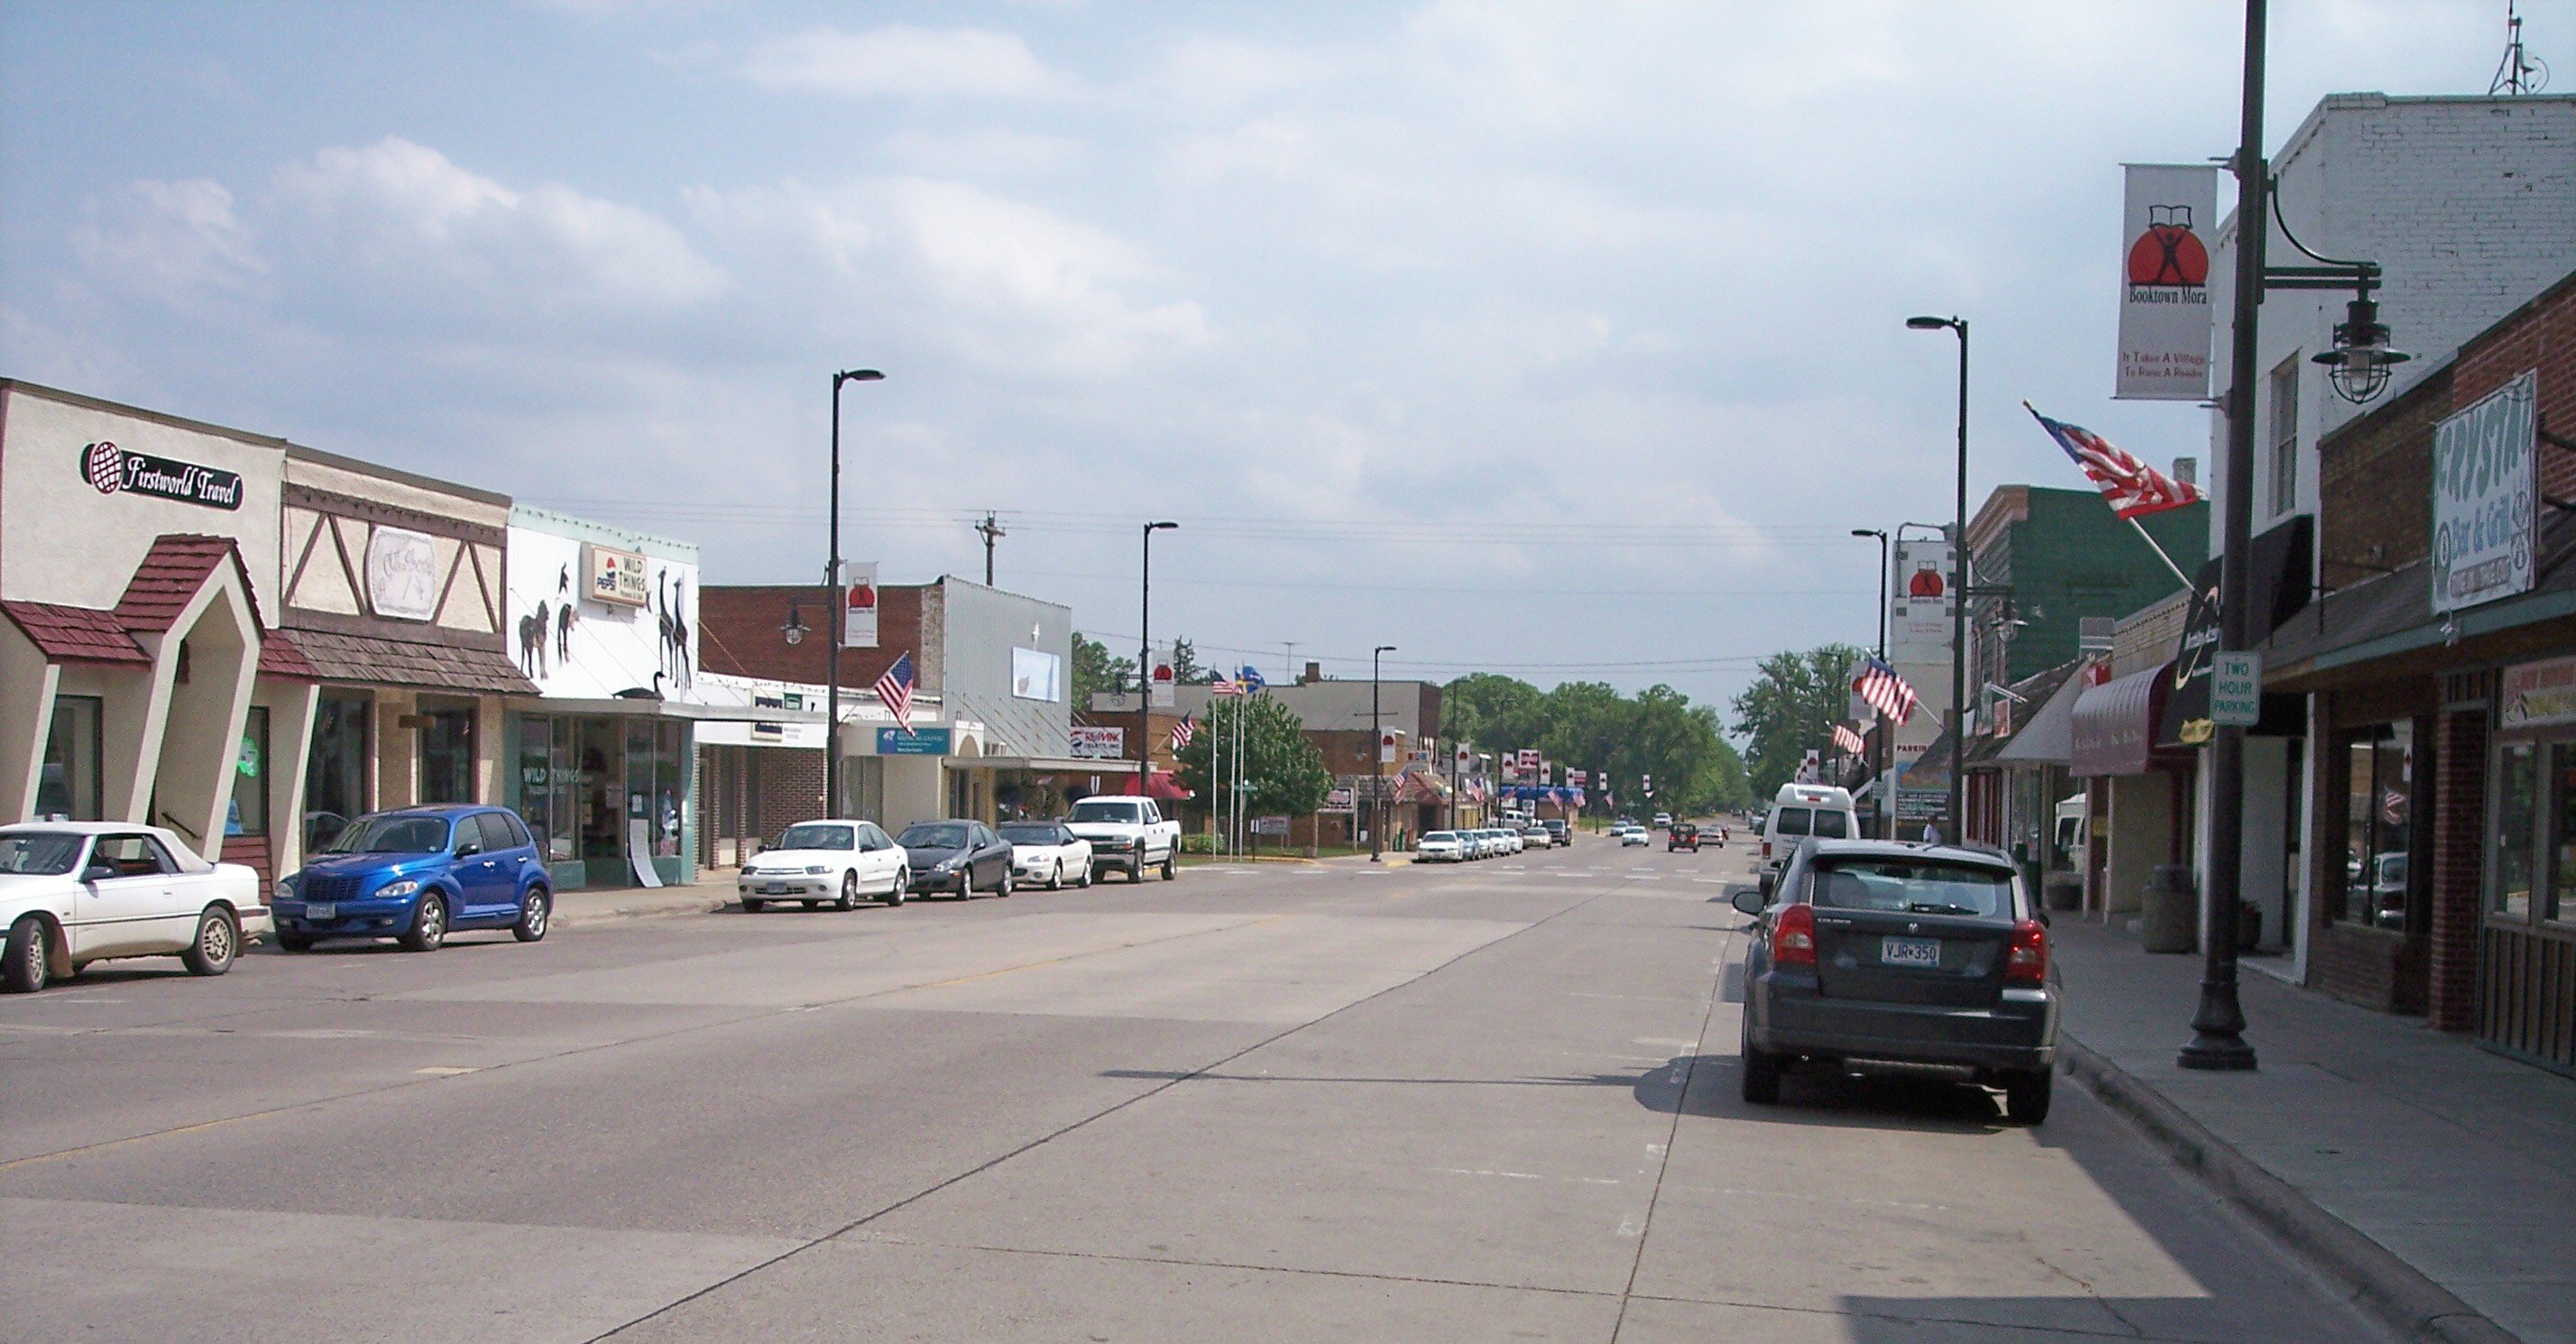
<box><xmin>2027</xmin><ymin>403</ymin><xmax>2203</xmax><ymax>520</ymax></box>
<box><xmin>875</xmin><ymin>650</ymin><xmax>916</xmax><ymax>736</ymax></box>
<box><xmin>1853</xmin><ymin>657</ymin><xmax>1919</xmax><ymax>726</ymax></box>
<box><xmin>1170</xmin><ymin>714</ymin><xmax>1196</xmax><ymax>750</ymax></box>
<box><xmin>1831</xmin><ymin>723</ymin><xmax>1866</xmax><ymax>755</ymax></box>
<box><xmin>1210</xmin><ymin>673</ymin><xmax>1246</xmax><ymax>696</ymax></box>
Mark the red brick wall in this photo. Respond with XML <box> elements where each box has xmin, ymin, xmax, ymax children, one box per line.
<box><xmin>2316</xmin><ymin>364</ymin><xmax>2452</xmax><ymax>582</ymax></box>
<box><xmin>697</xmin><ymin>585</ymin><xmax>925</xmax><ymax>690</ymax></box>
<box><xmin>2453</xmin><ymin>269</ymin><xmax>2576</xmax><ymax>500</ymax></box>
<box><xmin>2426</xmin><ymin>704</ymin><xmax>2488</xmax><ymax>1031</ymax></box>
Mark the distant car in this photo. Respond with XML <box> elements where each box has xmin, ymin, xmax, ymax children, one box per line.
<box><xmin>275</xmin><ymin>806</ymin><xmax>548</xmax><ymax>953</ymax></box>
<box><xmin>741</xmin><ymin>819</ymin><xmax>908</xmax><ymax>911</ymax></box>
<box><xmin>898</xmin><ymin>820</ymin><xmax>1016</xmax><ymax>898</ymax></box>
<box><xmin>1619</xmin><ymin>825</ymin><xmax>1650</xmax><ymax>847</ymax></box>
<box><xmin>1669</xmin><ymin>823</ymin><xmax>1700</xmax><ymax>852</ymax></box>
<box><xmin>1521</xmin><ymin>824</ymin><xmax>1551</xmax><ymax>848</ymax></box>
<box><xmin>1543</xmin><ymin>819</ymin><xmax>1570</xmax><ymax>846</ymax></box>
<box><xmin>1653</xmin><ymin>812</ymin><xmax>1672</xmax><ymax>829</ymax></box>
<box><xmin>1417</xmin><ymin>831</ymin><xmax>1467</xmax><ymax>863</ymax></box>
<box><xmin>1</xmin><ymin>823</ymin><xmax>270</xmax><ymax>992</ymax></box>
<box><xmin>1734</xmin><ymin>839</ymin><xmax>2058</xmax><ymax>1124</ymax></box>
<box><xmin>1001</xmin><ymin>821</ymin><xmax>1093</xmax><ymax>889</ymax></box>
<box><xmin>1064</xmin><ymin>796</ymin><xmax>1181</xmax><ymax>882</ymax></box>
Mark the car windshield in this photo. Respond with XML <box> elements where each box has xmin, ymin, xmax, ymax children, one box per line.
<box><xmin>1423</xmin><ymin>833</ymin><xmax>1457</xmax><ymax>842</ymax></box>
<box><xmin>1809</xmin><ymin>860</ymin><xmax>2014</xmax><ymax>917</ymax></box>
<box><xmin>325</xmin><ymin>815</ymin><xmax>449</xmax><ymax>853</ymax></box>
<box><xmin>0</xmin><ymin>832</ymin><xmax>86</xmax><ymax>875</ymax></box>
<box><xmin>1066</xmin><ymin>800</ymin><xmax>1141</xmax><ymax>824</ymax></box>
<box><xmin>778</xmin><ymin>824</ymin><xmax>854</xmax><ymax>851</ymax></box>
<box><xmin>900</xmin><ymin>823</ymin><xmax>971</xmax><ymax>849</ymax></box>
<box><xmin>998</xmin><ymin>824</ymin><xmax>1060</xmax><ymax>843</ymax></box>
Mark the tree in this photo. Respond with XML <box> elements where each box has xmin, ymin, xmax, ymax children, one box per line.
<box><xmin>1728</xmin><ymin>643</ymin><xmax>1867</xmax><ymax>800</ymax></box>
<box><xmin>1439</xmin><ymin>674</ymin><xmax>1753</xmax><ymax>817</ymax></box>
<box><xmin>1165</xmin><ymin>636</ymin><xmax>1212</xmax><ymax>685</ymax></box>
<box><xmin>1174</xmin><ymin>694</ymin><xmax>1332</xmax><ymax>820</ymax></box>
<box><xmin>1072</xmin><ymin>633</ymin><xmax>1133</xmax><ymax>708</ymax></box>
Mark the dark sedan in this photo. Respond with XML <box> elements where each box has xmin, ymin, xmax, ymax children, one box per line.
<box><xmin>897</xmin><ymin>820</ymin><xmax>1016</xmax><ymax>898</ymax></box>
<box><xmin>1731</xmin><ymin>838</ymin><xmax>2058</xmax><ymax>1123</ymax></box>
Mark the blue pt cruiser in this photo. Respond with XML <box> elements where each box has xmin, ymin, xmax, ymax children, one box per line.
<box><xmin>274</xmin><ymin>806</ymin><xmax>551</xmax><ymax>953</ymax></box>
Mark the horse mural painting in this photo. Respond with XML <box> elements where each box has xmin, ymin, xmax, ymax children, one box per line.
<box><xmin>517</xmin><ymin>602</ymin><xmax>550</xmax><ymax>678</ymax></box>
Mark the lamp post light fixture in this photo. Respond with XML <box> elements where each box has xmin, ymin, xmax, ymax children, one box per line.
<box><xmin>1904</xmin><ymin>315</ymin><xmax>1968</xmax><ymax>847</ymax></box>
<box><xmin>824</xmin><ymin>367</ymin><xmax>884</xmax><ymax>818</ymax></box>
<box><xmin>1370</xmin><ymin>644</ymin><xmax>1396</xmax><ymax>863</ymax></box>
<box><xmin>1138</xmin><ymin>521</ymin><xmax>1179</xmax><ymax>796</ymax></box>
<box><xmin>1853</xmin><ymin>527</ymin><xmax>1891</xmax><ymax>837</ymax></box>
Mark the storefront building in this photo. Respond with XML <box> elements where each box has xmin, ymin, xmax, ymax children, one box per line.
<box><xmin>0</xmin><ymin>381</ymin><xmax>320</xmax><ymax>885</ymax></box>
<box><xmin>499</xmin><ymin>507</ymin><xmax>702</xmax><ymax>889</ymax></box>
<box><xmin>273</xmin><ymin>446</ymin><xmax>535</xmax><ymax>858</ymax></box>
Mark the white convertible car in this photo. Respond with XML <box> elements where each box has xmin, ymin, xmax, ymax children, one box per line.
<box><xmin>1000</xmin><ymin>820</ymin><xmax>1093</xmax><ymax>889</ymax></box>
<box><xmin>1</xmin><ymin>822</ymin><xmax>271</xmax><ymax>993</ymax></box>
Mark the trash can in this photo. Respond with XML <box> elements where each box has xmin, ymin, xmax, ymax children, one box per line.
<box><xmin>2142</xmin><ymin>864</ymin><xmax>2196</xmax><ymax>954</ymax></box>
<box><xmin>2043</xmin><ymin>873</ymin><xmax>2084</xmax><ymax>912</ymax></box>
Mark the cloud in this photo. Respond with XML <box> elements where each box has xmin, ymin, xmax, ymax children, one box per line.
<box><xmin>70</xmin><ymin>179</ymin><xmax>264</xmax><ymax>306</ymax></box>
<box><xmin>740</xmin><ymin>25</ymin><xmax>1080</xmax><ymax>99</ymax></box>
<box><xmin>879</xmin><ymin>127</ymin><xmax>1089</xmax><ymax>177</ymax></box>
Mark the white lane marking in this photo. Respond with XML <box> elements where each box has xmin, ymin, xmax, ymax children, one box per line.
<box><xmin>412</xmin><ymin>1066</ymin><xmax>478</xmax><ymax>1077</ymax></box>
<box><xmin>1633</xmin><ymin>1037</ymin><xmax>1697</xmax><ymax>1048</ymax></box>
<box><xmin>1616</xmin><ymin>1216</ymin><xmax>1641</xmax><ymax>1238</ymax></box>
<box><xmin>1436</xmin><ymin>1167</ymin><xmax>1622</xmax><ymax>1186</ymax></box>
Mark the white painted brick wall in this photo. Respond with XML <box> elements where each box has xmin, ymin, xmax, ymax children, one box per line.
<box><xmin>2204</xmin><ymin>92</ymin><xmax>2576</xmax><ymax>546</ymax></box>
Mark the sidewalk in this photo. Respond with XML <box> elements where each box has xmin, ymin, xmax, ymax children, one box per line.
<box><xmin>2053</xmin><ymin>917</ymin><xmax>2576</xmax><ymax>1344</ymax></box>
<box><xmin>551</xmin><ymin>878</ymin><xmax>733</xmax><ymax>929</ymax></box>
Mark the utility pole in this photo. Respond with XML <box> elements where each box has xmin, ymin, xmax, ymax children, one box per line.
<box><xmin>824</xmin><ymin>368</ymin><xmax>883</xmax><ymax>818</ymax></box>
<box><xmin>974</xmin><ymin>513</ymin><xmax>1006</xmax><ymax>586</ymax></box>
<box><xmin>1139</xmin><ymin>522</ymin><xmax>1178</xmax><ymax>799</ymax></box>
<box><xmin>1370</xmin><ymin>645</ymin><xmax>1395</xmax><ymax>862</ymax></box>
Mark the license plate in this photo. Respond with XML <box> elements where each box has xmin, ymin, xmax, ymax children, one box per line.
<box><xmin>303</xmin><ymin>903</ymin><xmax>336</xmax><ymax>921</ymax></box>
<box><xmin>761</xmin><ymin>884</ymin><xmax>795</xmax><ymax>895</ymax></box>
<box><xmin>1881</xmin><ymin>936</ymin><xmax>1941</xmax><ymax>967</ymax></box>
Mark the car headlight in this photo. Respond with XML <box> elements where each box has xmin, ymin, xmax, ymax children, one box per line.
<box><xmin>377</xmin><ymin>879</ymin><xmax>420</xmax><ymax>899</ymax></box>
<box><xmin>933</xmin><ymin>859</ymin><xmax>954</xmax><ymax>873</ymax></box>
<box><xmin>274</xmin><ymin>879</ymin><xmax>294</xmax><ymax>902</ymax></box>
<box><xmin>805</xmin><ymin>865</ymin><xmax>829</xmax><ymax>875</ymax></box>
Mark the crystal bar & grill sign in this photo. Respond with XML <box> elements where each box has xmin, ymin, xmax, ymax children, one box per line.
<box><xmin>80</xmin><ymin>440</ymin><xmax>243</xmax><ymax>511</ymax></box>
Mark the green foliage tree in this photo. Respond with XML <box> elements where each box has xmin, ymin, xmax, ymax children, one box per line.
<box><xmin>1440</xmin><ymin>676</ymin><xmax>1753</xmax><ymax>817</ymax></box>
<box><xmin>1727</xmin><ymin>643</ymin><xmax>1868</xmax><ymax>800</ymax></box>
<box><xmin>1071</xmin><ymin>633</ymin><xmax>1134</xmax><ymax>708</ymax></box>
<box><xmin>1173</xmin><ymin>693</ymin><xmax>1333</xmax><ymax>820</ymax></box>
<box><xmin>1168</xmin><ymin>637</ymin><xmax>1209</xmax><ymax>685</ymax></box>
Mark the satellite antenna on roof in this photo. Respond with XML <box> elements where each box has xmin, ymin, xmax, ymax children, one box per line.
<box><xmin>2491</xmin><ymin>1</ymin><xmax>2550</xmax><ymax>95</ymax></box>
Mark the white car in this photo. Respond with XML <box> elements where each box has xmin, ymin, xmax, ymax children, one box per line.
<box><xmin>1001</xmin><ymin>820</ymin><xmax>1093</xmax><ymax>889</ymax></box>
<box><xmin>1521</xmin><ymin>824</ymin><xmax>1552</xmax><ymax>849</ymax></box>
<box><xmin>740</xmin><ymin>819</ymin><xmax>910</xmax><ymax>911</ymax></box>
<box><xmin>1620</xmin><ymin>825</ymin><xmax>1651</xmax><ymax>846</ymax></box>
<box><xmin>1500</xmin><ymin>828</ymin><xmax>1524</xmax><ymax>855</ymax></box>
<box><xmin>1415</xmin><ymin>831</ymin><xmax>1467</xmax><ymax>862</ymax></box>
<box><xmin>1</xmin><ymin>822</ymin><xmax>270</xmax><ymax>993</ymax></box>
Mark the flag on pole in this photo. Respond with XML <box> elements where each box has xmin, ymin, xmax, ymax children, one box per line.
<box><xmin>874</xmin><ymin>650</ymin><xmax>916</xmax><ymax>736</ymax></box>
<box><xmin>1853</xmin><ymin>656</ymin><xmax>1919</xmax><ymax>726</ymax></box>
<box><xmin>1170</xmin><ymin>714</ymin><xmax>1195</xmax><ymax>750</ymax></box>
<box><xmin>1831</xmin><ymin>723</ymin><xmax>1866</xmax><ymax>755</ymax></box>
<box><xmin>1237</xmin><ymin>665</ymin><xmax>1267</xmax><ymax>692</ymax></box>
<box><xmin>1210</xmin><ymin>673</ymin><xmax>1245</xmax><ymax>696</ymax></box>
<box><xmin>2026</xmin><ymin>403</ymin><xmax>2203</xmax><ymax>520</ymax></box>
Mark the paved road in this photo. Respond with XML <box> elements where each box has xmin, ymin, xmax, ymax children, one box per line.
<box><xmin>1</xmin><ymin>837</ymin><xmax>2390</xmax><ymax>1343</ymax></box>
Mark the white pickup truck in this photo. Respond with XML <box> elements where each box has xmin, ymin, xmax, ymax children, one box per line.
<box><xmin>1063</xmin><ymin>796</ymin><xmax>1181</xmax><ymax>882</ymax></box>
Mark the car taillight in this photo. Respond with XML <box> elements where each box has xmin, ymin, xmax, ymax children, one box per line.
<box><xmin>1761</xmin><ymin>841</ymin><xmax>1771</xmax><ymax>859</ymax></box>
<box><xmin>1772</xmin><ymin>903</ymin><xmax>1817</xmax><ymax>968</ymax></box>
<box><xmin>2004</xmin><ymin>918</ymin><xmax>2048</xmax><ymax>985</ymax></box>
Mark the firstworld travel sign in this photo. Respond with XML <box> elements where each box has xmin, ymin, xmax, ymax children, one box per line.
<box><xmin>79</xmin><ymin>440</ymin><xmax>244</xmax><ymax>510</ymax></box>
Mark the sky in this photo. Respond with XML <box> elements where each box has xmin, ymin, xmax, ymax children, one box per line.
<box><xmin>2</xmin><ymin>0</ymin><xmax>2557</xmax><ymax>718</ymax></box>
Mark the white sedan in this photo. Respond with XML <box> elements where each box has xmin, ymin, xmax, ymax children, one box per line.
<box><xmin>1619</xmin><ymin>825</ymin><xmax>1651</xmax><ymax>846</ymax></box>
<box><xmin>1415</xmin><ymin>831</ymin><xmax>1467</xmax><ymax>862</ymax></box>
<box><xmin>1001</xmin><ymin>821</ymin><xmax>1093</xmax><ymax>889</ymax></box>
<box><xmin>1</xmin><ymin>822</ymin><xmax>270</xmax><ymax>993</ymax></box>
<box><xmin>740</xmin><ymin>819</ymin><xmax>910</xmax><ymax>911</ymax></box>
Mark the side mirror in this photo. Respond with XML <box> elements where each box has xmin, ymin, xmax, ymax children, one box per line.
<box><xmin>1730</xmin><ymin>889</ymin><xmax>1766</xmax><ymax>918</ymax></box>
<box><xmin>83</xmin><ymin>862</ymin><xmax>116</xmax><ymax>883</ymax></box>
<box><xmin>455</xmin><ymin>840</ymin><xmax>483</xmax><ymax>859</ymax></box>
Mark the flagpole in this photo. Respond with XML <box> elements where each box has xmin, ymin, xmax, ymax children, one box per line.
<box><xmin>2125</xmin><ymin>514</ymin><xmax>2194</xmax><ymax>589</ymax></box>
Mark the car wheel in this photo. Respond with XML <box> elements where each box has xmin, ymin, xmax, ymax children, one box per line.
<box><xmin>276</xmin><ymin>933</ymin><xmax>315</xmax><ymax>953</ymax></box>
<box><xmin>836</xmin><ymin>871</ymin><xmax>860</xmax><ymax>911</ymax></box>
<box><xmin>742</xmin><ymin>898</ymin><xmax>767</xmax><ymax>913</ymax></box>
<box><xmin>1160</xmin><ymin>854</ymin><xmax>1176</xmax><ymax>881</ymax></box>
<box><xmin>996</xmin><ymin>870</ymin><xmax>1013</xmax><ymax>898</ymax></box>
<box><xmin>2003</xmin><ymin>1067</ymin><xmax>2053</xmax><ymax>1125</ymax></box>
<box><xmin>400</xmin><ymin>894</ymin><xmax>447</xmax><ymax>953</ymax></box>
<box><xmin>1077</xmin><ymin>863</ymin><xmax>1092</xmax><ymax>888</ymax></box>
<box><xmin>1128</xmin><ymin>859</ymin><xmax>1145</xmax><ymax>883</ymax></box>
<box><xmin>1740</xmin><ymin>1016</ymin><xmax>1782</xmax><ymax>1105</ymax></box>
<box><xmin>1046</xmin><ymin>861</ymin><xmax>1063</xmax><ymax>891</ymax></box>
<box><xmin>513</xmin><ymin>889</ymin><xmax>551</xmax><ymax>943</ymax></box>
<box><xmin>882</xmin><ymin>869</ymin><xmax>907</xmax><ymax>907</ymax></box>
<box><xmin>179</xmin><ymin>906</ymin><xmax>238</xmax><ymax>976</ymax></box>
<box><xmin>3</xmin><ymin>915</ymin><xmax>51</xmax><ymax>993</ymax></box>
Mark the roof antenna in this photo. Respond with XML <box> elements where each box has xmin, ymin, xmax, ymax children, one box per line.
<box><xmin>2491</xmin><ymin>0</ymin><xmax>2550</xmax><ymax>95</ymax></box>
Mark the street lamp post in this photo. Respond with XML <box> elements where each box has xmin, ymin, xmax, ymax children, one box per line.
<box><xmin>824</xmin><ymin>368</ymin><xmax>884</xmax><ymax>818</ymax></box>
<box><xmin>1853</xmin><ymin>527</ymin><xmax>1890</xmax><ymax>837</ymax></box>
<box><xmin>1906</xmin><ymin>316</ymin><xmax>1968</xmax><ymax>846</ymax></box>
<box><xmin>1371</xmin><ymin>645</ymin><xmax>1395</xmax><ymax>862</ymax></box>
<box><xmin>1138</xmin><ymin>521</ymin><xmax>1179</xmax><ymax>797</ymax></box>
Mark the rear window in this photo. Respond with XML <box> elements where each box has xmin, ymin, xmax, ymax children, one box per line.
<box><xmin>1811</xmin><ymin>811</ymin><xmax>1849</xmax><ymax>839</ymax></box>
<box><xmin>1808</xmin><ymin>860</ymin><xmax>2014</xmax><ymax>917</ymax></box>
<box><xmin>1772</xmin><ymin>807</ymin><xmax>1812</xmax><ymax>837</ymax></box>
<box><xmin>1068</xmin><ymin>800</ymin><xmax>1141</xmax><ymax>824</ymax></box>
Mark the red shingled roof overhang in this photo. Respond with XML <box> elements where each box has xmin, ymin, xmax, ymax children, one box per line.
<box><xmin>114</xmin><ymin>534</ymin><xmax>264</xmax><ymax>635</ymax></box>
<box><xmin>0</xmin><ymin>601</ymin><xmax>150</xmax><ymax>663</ymax></box>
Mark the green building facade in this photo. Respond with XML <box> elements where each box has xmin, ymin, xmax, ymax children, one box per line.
<box><xmin>1967</xmin><ymin>485</ymin><xmax>2207</xmax><ymax>688</ymax></box>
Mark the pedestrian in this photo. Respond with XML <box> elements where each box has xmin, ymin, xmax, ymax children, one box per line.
<box><xmin>1923</xmin><ymin>820</ymin><xmax>1944</xmax><ymax>847</ymax></box>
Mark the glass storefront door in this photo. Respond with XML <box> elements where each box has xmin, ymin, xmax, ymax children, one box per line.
<box><xmin>306</xmin><ymin>691</ymin><xmax>371</xmax><ymax>852</ymax></box>
<box><xmin>419</xmin><ymin>701</ymin><xmax>476</xmax><ymax>804</ymax></box>
<box><xmin>37</xmin><ymin>695</ymin><xmax>102</xmax><ymax>821</ymax></box>
<box><xmin>225</xmin><ymin>706</ymin><xmax>269</xmax><ymax>839</ymax></box>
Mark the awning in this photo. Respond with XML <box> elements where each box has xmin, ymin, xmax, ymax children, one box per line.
<box><xmin>952</xmin><ymin>756</ymin><xmax>1143</xmax><ymax>773</ymax></box>
<box><xmin>296</xmin><ymin>629</ymin><xmax>538</xmax><ymax>696</ymax></box>
<box><xmin>1996</xmin><ymin>664</ymin><xmax>2092</xmax><ymax>765</ymax></box>
<box><xmin>1143</xmin><ymin>769</ymin><xmax>1192</xmax><ymax>801</ymax></box>
<box><xmin>2071</xmin><ymin>665</ymin><xmax>2170</xmax><ymax>777</ymax></box>
<box><xmin>502</xmin><ymin>695</ymin><xmax>823</xmax><ymax>722</ymax></box>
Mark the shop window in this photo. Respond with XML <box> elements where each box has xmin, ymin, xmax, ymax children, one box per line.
<box><xmin>2551</xmin><ymin>743</ymin><xmax>2576</xmax><ymax>927</ymax></box>
<box><xmin>419</xmin><ymin>704</ymin><xmax>476</xmax><ymax>805</ymax></box>
<box><xmin>307</xmin><ymin>691</ymin><xmax>372</xmax><ymax>851</ymax></box>
<box><xmin>518</xmin><ymin>715</ymin><xmax>576</xmax><ymax>862</ymax></box>
<box><xmin>2340</xmin><ymin>722</ymin><xmax>2413</xmax><ymax>929</ymax></box>
<box><xmin>36</xmin><ymin>695</ymin><xmax>103</xmax><ymax>821</ymax></box>
<box><xmin>2494</xmin><ymin>741</ymin><xmax>2538</xmax><ymax>922</ymax></box>
<box><xmin>226</xmin><ymin>706</ymin><xmax>270</xmax><ymax>837</ymax></box>
<box><xmin>2268</xmin><ymin>358</ymin><xmax>2299</xmax><ymax>518</ymax></box>
<box><xmin>623</xmin><ymin>720</ymin><xmax>686</xmax><ymax>861</ymax></box>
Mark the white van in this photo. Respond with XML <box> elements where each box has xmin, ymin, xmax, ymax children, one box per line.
<box><xmin>1758</xmin><ymin>784</ymin><xmax>1858</xmax><ymax>889</ymax></box>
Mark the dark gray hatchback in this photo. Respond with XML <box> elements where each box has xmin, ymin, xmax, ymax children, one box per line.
<box><xmin>1731</xmin><ymin>838</ymin><xmax>2059</xmax><ymax>1123</ymax></box>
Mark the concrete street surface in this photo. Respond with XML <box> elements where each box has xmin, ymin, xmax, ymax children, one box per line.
<box><xmin>1</xmin><ymin>836</ymin><xmax>2394</xmax><ymax>1343</ymax></box>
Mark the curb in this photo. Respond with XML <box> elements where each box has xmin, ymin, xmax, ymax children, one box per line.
<box><xmin>2059</xmin><ymin>1036</ymin><xmax>2517</xmax><ymax>1344</ymax></box>
<box><xmin>553</xmin><ymin>897</ymin><xmax>731</xmax><ymax>931</ymax></box>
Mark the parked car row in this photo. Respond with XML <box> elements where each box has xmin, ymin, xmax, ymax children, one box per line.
<box><xmin>1415</xmin><ymin>823</ymin><xmax>1569</xmax><ymax>862</ymax></box>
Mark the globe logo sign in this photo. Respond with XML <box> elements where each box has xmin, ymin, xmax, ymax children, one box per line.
<box><xmin>83</xmin><ymin>440</ymin><xmax>125</xmax><ymax>494</ymax></box>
